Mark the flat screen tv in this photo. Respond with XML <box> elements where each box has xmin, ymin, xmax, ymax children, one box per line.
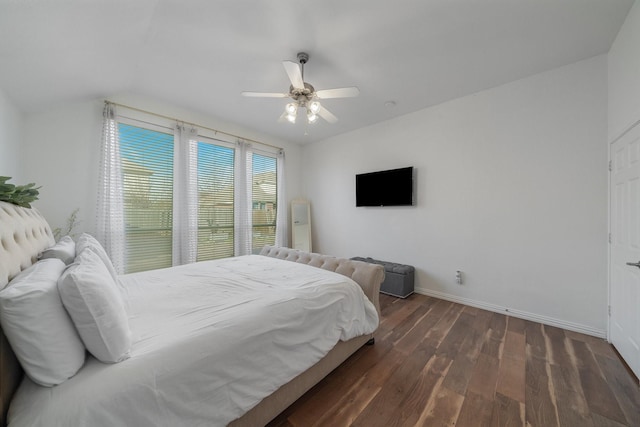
<box><xmin>356</xmin><ymin>166</ymin><xmax>414</xmax><ymax>207</ymax></box>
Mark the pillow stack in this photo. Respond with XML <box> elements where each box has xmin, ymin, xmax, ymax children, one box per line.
<box><xmin>0</xmin><ymin>258</ymin><xmax>86</xmax><ymax>386</ymax></box>
<box><xmin>75</xmin><ymin>233</ymin><xmax>119</xmax><ymax>282</ymax></box>
<box><xmin>0</xmin><ymin>233</ymin><xmax>132</xmax><ymax>387</ymax></box>
<box><xmin>39</xmin><ymin>235</ymin><xmax>76</xmax><ymax>265</ymax></box>
<box><xmin>59</xmin><ymin>237</ymin><xmax>131</xmax><ymax>363</ymax></box>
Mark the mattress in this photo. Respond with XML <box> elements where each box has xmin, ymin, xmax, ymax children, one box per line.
<box><xmin>8</xmin><ymin>255</ymin><xmax>379</xmax><ymax>427</ymax></box>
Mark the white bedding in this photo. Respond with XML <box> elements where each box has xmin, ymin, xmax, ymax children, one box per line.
<box><xmin>8</xmin><ymin>255</ymin><xmax>378</xmax><ymax>427</ymax></box>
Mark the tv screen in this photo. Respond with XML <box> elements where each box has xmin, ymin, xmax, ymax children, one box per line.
<box><xmin>356</xmin><ymin>167</ymin><xmax>414</xmax><ymax>207</ymax></box>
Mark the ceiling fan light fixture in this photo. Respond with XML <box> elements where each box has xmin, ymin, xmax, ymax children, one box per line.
<box><xmin>285</xmin><ymin>102</ymin><xmax>298</xmax><ymax>115</ymax></box>
<box><xmin>286</xmin><ymin>113</ymin><xmax>296</xmax><ymax>124</ymax></box>
<box><xmin>309</xmin><ymin>101</ymin><xmax>321</xmax><ymax>114</ymax></box>
<box><xmin>307</xmin><ymin>110</ymin><xmax>318</xmax><ymax>123</ymax></box>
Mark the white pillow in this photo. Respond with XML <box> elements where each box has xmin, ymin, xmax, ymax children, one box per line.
<box><xmin>58</xmin><ymin>249</ymin><xmax>131</xmax><ymax>363</ymax></box>
<box><xmin>39</xmin><ymin>235</ymin><xmax>76</xmax><ymax>265</ymax></box>
<box><xmin>0</xmin><ymin>258</ymin><xmax>86</xmax><ymax>386</ymax></box>
<box><xmin>76</xmin><ymin>233</ymin><xmax>118</xmax><ymax>281</ymax></box>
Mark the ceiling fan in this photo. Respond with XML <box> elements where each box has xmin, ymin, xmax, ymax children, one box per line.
<box><xmin>241</xmin><ymin>52</ymin><xmax>359</xmax><ymax>125</ymax></box>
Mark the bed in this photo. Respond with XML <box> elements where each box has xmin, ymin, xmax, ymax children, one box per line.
<box><xmin>0</xmin><ymin>200</ymin><xmax>384</xmax><ymax>426</ymax></box>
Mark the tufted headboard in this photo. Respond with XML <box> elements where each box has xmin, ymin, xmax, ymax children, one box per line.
<box><xmin>0</xmin><ymin>201</ymin><xmax>54</xmax><ymax>289</ymax></box>
<box><xmin>259</xmin><ymin>245</ymin><xmax>384</xmax><ymax>315</ymax></box>
<box><xmin>0</xmin><ymin>201</ymin><xmax>54</xmax><ymax>426</ymax></box>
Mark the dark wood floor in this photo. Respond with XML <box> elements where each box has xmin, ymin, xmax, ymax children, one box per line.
<box><xmin>268</xmin><ymin>293</ymin><xmax>640</xmax><ymax>427</ymax></box>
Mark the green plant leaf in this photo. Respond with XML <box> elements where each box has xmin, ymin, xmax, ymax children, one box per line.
<box><xmin>0</xmin><ymin>177</ymin><xmax>40</xmax><ymax>208</ymax></box>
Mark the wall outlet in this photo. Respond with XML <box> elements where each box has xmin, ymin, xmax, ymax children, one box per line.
<box><xmin>456</xmin><ymin>270</ymin><xmax>463</xmax><ymax>285</ymax></box>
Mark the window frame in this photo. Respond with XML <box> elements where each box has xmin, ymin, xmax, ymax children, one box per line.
<box><xmin>113</xmin><ymin>113</ymin><xmax>281</xmax><ymax>272</ymax></box>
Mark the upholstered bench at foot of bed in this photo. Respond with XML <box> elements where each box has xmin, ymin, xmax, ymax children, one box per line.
<box><xmin>351</xmin><ymin>257</ymin><xmax>415</xmax><ymax>298</ymax></box>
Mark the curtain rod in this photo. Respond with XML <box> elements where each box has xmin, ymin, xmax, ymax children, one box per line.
<box><xmin>105</xmin><ymin>100</ymin><xmax>283</xmax><ymax>152</ymax></box>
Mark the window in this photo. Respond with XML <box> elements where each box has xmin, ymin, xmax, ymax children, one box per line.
<box><xmin>197</xmin><ymin>142</ymin><xmax>235</xmax><ymax>262</ymax></box>
<box><xmin>115</xmin><ymin>119</ymin><xmax>280</xmax><ymax>273</ymax></box>
<box><xmin>119</xmin><ymin>123</ymin><xmax>174</xmax><ymax>273</ymax></box>
<box><xmin>251</xmin><ymin>153</ymin><xmax>277</xmax><ymax>253</ymax></box>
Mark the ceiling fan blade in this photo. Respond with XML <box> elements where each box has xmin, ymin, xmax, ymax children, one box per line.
<box><xmin>277</xmin><ymin>112</ymin><xmax>288</xmax><ymax>123</ymax></box>
<box><xmin>318</xmin><ymin>106</ymin><xmax>338</xmax><ymax>123</ymax></box>
<box><xmin>315</xmin><ymin>87</ymin><xmax>360</xmax><ymax>99</ymax></box>
<box><xmin>241</xmin><ymin>91</ymin><xmax>289</xmax><ymax>98</ymax></box>
<box><xmin>283</xmin><ymin>60</ymin><xmax>304</xmax><ymax>90</ymax></box>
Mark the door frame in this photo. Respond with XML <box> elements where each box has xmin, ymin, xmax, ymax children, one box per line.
<box><xmin>608</xmin><ymin>116</ymin><xmax>640</xmax><ymax>380</ymax></box>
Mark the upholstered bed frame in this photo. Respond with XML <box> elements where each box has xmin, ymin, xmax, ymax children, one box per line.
<box><xmin>0</xmin><ymin>200</ymin><xmax>383</xmax><ymax>426</ymax></box>
<box><xmin>234</xmin><ymin>246</ymin><xmax>383</xmax><ymax>426</ymax></box>
<box><xmin>0</xmin><ymin>202</ymin><xmax>55</xmax><ymax>426</ymax></box>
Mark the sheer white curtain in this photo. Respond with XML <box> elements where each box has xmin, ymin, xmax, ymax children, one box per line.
<box><xmin>275</xmin><ymin>149</ymin><xmax>288</xmax><ymax>247</ymax></box>
<box><xmin>96</xmin><ymin>102</ymin><xmax>126</xmax><ymax>274</ymax></box>
<box><xmin>234</xmin><ymin>140</ymin><xmax>253</xmax><ymax>256</ymax></box>
<box><xmin>173</xmin><ymin>123</ymin><xmax>199</xmax><ymax>265</ymax></box>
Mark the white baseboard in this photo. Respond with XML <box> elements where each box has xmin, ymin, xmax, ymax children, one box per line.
<box><xmin>414</xmin><ymin>286</ymin><xmax>607</xmax><ymax>339</ymax></box>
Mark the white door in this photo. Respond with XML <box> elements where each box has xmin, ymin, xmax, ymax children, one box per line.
<box><xmin>610</xmin><ymin>122</ymin><xmax>640</xmax><ymax>380</ymax></box>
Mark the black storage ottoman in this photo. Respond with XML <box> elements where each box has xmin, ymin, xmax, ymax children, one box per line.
<box><xmin>351</xmin><ymin>257</ymin><xmax>415</xmax><ymax>298</ymax></box>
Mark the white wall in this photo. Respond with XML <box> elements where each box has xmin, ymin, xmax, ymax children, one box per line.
<box><xmin>0</xmin><ymin>88</ymin><xmax>23</xmax><ymax>182</ymax></box>
<box><xmin>609</xmin><ymin>0</ymin><xmax>640</xmax><ymax>140</ymax></box>
<box><xmin>22</xmin><ymin>99</ymin><xmax>103</xmax><ymax>235</ymax></box>
<box><xmin>21</xmin><ymin>94</ymin><xmax>302</xmax><ymax>240</ymax></box>
<box><xmin>303</xmin><ymin>55</ymin><xmax>608</xmax><ymax>335</ymax></box>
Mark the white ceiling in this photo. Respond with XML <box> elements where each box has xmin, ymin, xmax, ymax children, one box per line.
<box><xmin>0</xmin><ymin>0</ymin><xmax>634</xmax><ymax>144</ymax></box>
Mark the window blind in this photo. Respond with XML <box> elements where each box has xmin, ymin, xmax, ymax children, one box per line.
<box><xmin>251</xmin><ymin>153</ymin><xmax>277</xmax><ymax>253</ymax></box>
<box><xmin>103</xmin><ymin>104</ymin><xmax>285</xmax><ymax>273</ymax></box>
<box><xmin>197</xmin><ymin>141</ymin><xmax>235</xmax><ymax>261</ymax></box>
<box><xmin>119</xmin><ymin>123</ymin><xmax>174</xmax><ymax>273</ymax></box>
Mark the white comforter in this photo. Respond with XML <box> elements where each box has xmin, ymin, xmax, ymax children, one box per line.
<box><xmin>9</xmin><ymin>255</ymin><xmax>378</xmax><ymax>427</ymax></box>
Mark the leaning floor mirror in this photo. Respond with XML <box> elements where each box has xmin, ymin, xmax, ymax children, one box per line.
<box><xmin>291</xmin><ymin>199</ymin><xmax>312</xmax><ymax>252</ymax></box>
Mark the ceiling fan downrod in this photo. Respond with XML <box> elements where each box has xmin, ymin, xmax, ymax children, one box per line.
<box><xmin>297</xmin><ymin>52</ymin><xmax>309</xmax><ymax>81</ymax></box>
